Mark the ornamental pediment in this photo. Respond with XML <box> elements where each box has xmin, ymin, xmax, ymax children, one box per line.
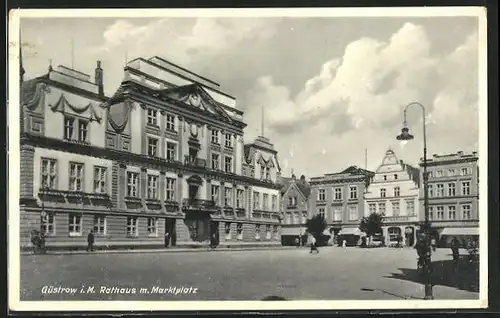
<box><xmin>49</xmin><ymin>92</ymin><xmax>102</xmax><ymax>122</ymax></box>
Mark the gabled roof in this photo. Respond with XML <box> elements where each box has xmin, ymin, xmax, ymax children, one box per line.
<box><xmin>280</xmin><ymin>176</ymin><xmax>311</xmax><ymax>199</ymax></box>
<box><xmin>340</xmin><ymin>165</ymin><xmax>375</xmax><ymax>177</ymax></box>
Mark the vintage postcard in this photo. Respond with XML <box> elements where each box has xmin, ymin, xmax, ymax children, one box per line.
<box><xmin>8</xmin><ymin>7</ymin><xmax>488</xmax><ymax>312</ymax></box>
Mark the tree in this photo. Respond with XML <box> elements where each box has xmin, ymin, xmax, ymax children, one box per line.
<box><xmin>359</xmin><ymin>213</ymin><xmax>384</xmax><ymax>243</ymax></box>
<box><xmin>305</xmin><ymin>214</ymin><xmax>327</xmax><ymax>238</ymax></box>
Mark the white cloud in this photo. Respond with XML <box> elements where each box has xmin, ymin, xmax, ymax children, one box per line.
<box><xmin>244</xmin><ymin>22</ymin><xmax>479</xmax><ymax>177</ymax></box>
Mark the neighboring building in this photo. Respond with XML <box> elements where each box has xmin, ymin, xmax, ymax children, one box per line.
<box><xmin>278</xmin><ymin>174</ymin><xmax>311</xmax><ymax>245</ymax></box>
<box><xmin>419</xmin><ymin>151</ymin><xmax>479</xmax><ymax>247</ymax></box>
<box><xmin>20</xmin><ymin>56</ymin><xmax>282</xmax><ymax>250</ymax></box>
<box><xmin>364</xmin><ymin>149</ymin><xmax>420</xmax><ymax>247</ymax></box>
<box><xmin>309</xmin><ymin>166</ymin><xmax>374</xmax><ymax>246</ymax></box>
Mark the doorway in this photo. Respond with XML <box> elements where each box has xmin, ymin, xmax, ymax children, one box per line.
<box><xmin>405</xmin><ymin>227</ymin><xmax>415</xmax><ymax>246</ymax></box>
<box><xmin>210</xmin><ymin>221</ymin><xmax>220</xmax><ymax>245</ymax></box>
<box><xmin>165</xmin><ymin>218</ymin><xmax>177</xmax><ymax>247</ymax></box>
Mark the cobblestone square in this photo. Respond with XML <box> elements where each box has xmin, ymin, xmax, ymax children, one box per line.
<box><xmin>20</xmin><ymin>247</ymin><xmax>479</xmax><ymax>301</ymax></box>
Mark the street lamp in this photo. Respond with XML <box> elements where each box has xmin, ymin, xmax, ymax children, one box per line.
<box><xmin>396</xmin><ymin>101</ymin><xmax>433</xmax><ymax>300</ymax></box>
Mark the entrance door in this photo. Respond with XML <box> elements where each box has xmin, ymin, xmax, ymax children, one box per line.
<box><xmin>405</xmin><ymin>227</ymin><xmax>415</xmax><ymax>246</ymax></box>
<box><xmin>210</xmin><ymin>221</ymin><xmax>220</xmax><ymax>245</ymax></box>
<box><xmin>165</xmin><ymin>218</ymin><xmax>177</xmax><ymax>247</ymax></box>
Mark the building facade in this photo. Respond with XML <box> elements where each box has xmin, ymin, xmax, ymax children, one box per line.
<box><xmin>420</xmin><ymin>151</ymin><xmax>479</xmax><ymax>247</ymax></box>
<box><xmin>20</xmin><ymin>56</ymin><xmax>282</xmax><ymax>250</ymax></box>
<box><xmin>309</xmin><ymin>166</ymin><xmax>374</xmax><ymax>246</ymax></box>
<box><xmin>364</xmin><ymin>149</ymin><xmax>420</xmax><ymax>247</ymax></box>
<box><xmin>278</xmin><ymin>174</ymin><xmax>311</xmax><ymax>245</ymax></box>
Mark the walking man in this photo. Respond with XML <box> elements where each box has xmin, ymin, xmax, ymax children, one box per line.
<box><xmin>310</xmin><ymin>235</ymin><xmax>319</xmax><ymax>254</ymax></box>
<box><xmin>164</xmin><ymin>232</ymin><xmax>170</xmax><ymax>248</ymax></box>
<box><xmin>86</xmin><ymin>230</ymin><xmax>95</xmax><ymax>252</ymax></box>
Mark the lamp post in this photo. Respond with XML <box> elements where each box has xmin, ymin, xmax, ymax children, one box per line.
<box><xmin>39</xmin><ymin>186</ymin><xmax>48</xmax><ymax>252</ymax></box>
<box><xmin>396</xmin><ymin>101</ymin><xmax>433</xmax><ymax>300</ymax></box>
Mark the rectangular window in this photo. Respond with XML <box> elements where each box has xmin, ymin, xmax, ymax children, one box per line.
<box><xmin>253</xmin><ymin>191</ymin><xmax>260</xmax><ymax>210</ymax></box>
<box><xmin>318</xmin><ymin>189</ymin><xmax>326</xmax><ymax>201</ymax></box>
<box><xmin>436</xmin><ymin>184</ymin><xmax>445</xmax><ymax>197</ymax></box>
<box><xmin>41</xmin><ymin>158</ymin><xmax>57</xmax><ymax>189</ymax></box>
<box><xmin>392</xmin><ymin>201</ymin><xmax>400</xmax><ymax>216</ymax></box>
<box><xmin>448</xmin><ymin>183</ymin><xmax>456</xmax><ymax>196</ymax></box>
<box><xmin>68</xmin><ymin>213</ymin><xmax>82</xmax><ymax>236</ymax></box>
<box><xmin>263</xmin><ymin>193</ymin><xmax>269</xmax><ymax>210</ymax></box>
<box><xmin>224</xmin><ymin>156</ymin><xmax>233</xmax><ymax>173</ymax></box>
<box><xmin>93</xmin><ymin>166</ymin><xmax>107</xmax><ymax>193</ymax></box>
<box><xmin>378</xmin><ymin>202</ymin><xmax>386</xmax><ymax>214</ymax></box>
<box><xmin>333</xmin><ymin>206</ymin><xmax>342</xmax><ymax>221</ymax></box>
<box><xmin>165</xmin><ymin>142</ymin><xmax>177</xmax><ymax>161</ymax></box>
<box><xmin>78</xmin><ymin>120</ymin><xmax>88</xmax><ymax>142</ymax></box>
<box><xmin>93</xmin><ymin>215</ymin><xmax>106</xmax><ymax>235</ymax></box>
<box><xmin>265</xmin><ymin>167</ymin><xmax>270</xmax><ymax>180</ymax></box>
<box><xmin>380</xmin><ymin>188</ymin><xmax>386</xmax><ymax>198</ymax></box>
<box><xmin>436</xmin><ymin>206</ymin><xmax>445</xmax><ymax>220</ymax></box>
<box><xmin>317</xmin><ymin>207</ymin><xmax>325</xmax><ymax>218</ymax></box>
<box><xmin>237</xmin><ymin>189</ymin><xmax>244</xmax><ymax>208</ymax></box>
<box><xmin>436</xmin><ymin>170</ymin><xmax>443</xmax><ymax>177</ymax></box>
<box><xmin>224</xmin><ymin>187</ymin><xmax>233</xmax><ymax>207</ymax></box>
<box><xmin>334</xmin><ymin>188</ymin><xmax>342</xmax><ymax>200</ymax></box>
<box><xmin>349</xmin><ymin>186</ymin><xmax>357</xmax><ymax>199</ymax></box>
<box><xmin>211</xmin><ymin>153</ymin><xmax>220</xmax><ymax>170</ymax></box>
<box><xmin>147</xmin><ymin>137</ymin><xmax>158</xmax><ymax>157</ymax></box>
<box><xmin>69</xmin><ymin>162</ymin><xmax>84</xmax><ymax>192</ymax></box>
<box><xmin>41</xmin><ymin>213</ymin><xmax>55</xmax><ymax>235</ymax></box>
<box><xmin>225</xmin><ymin>222</ymin><xmax>232</xmax><ymax>240</ymax></box>
<box><xmin>429</xmin><ymin>206</ymin><xmax>434</xmax><ymax>220</ymax></box>
<box><xmin>266</xmin><ymin>224</ymin><xmax>271</xmax><ymax>239</ymax></box>
<box><xmin>127</xmin><ymin>217</ymin><xmax>138</xmax><ymax>236</ymax></box>
<box><xmin>448</xmin><ymin>169</ymin><xmax>456</xmax><ymax>176</ymax></box>
<box><xmin>448</xmin><ymin>206</ymin><xmax>456</xmax><ymax>220</ymax></box>
<box><xmin>127</xmin><ymin>172</ymin><xmax>139</xmax><ymax>197</ymax></box>
<box><xmin>211</xmin><ymin>185</ymin><xmax>220</xmax><ymax>203</ymax></box>
<box><xmin>147</xmin><ymin>175</ymin><xmax>158</xmax><ymax>199</ymax></box>
<box><xmin>237</xmin><ymin>223</ymin><xmax>243</xmax><ymax>240</ymax></box>
<box><xmin>428</xmin><ymin>171</ymin><xmax>433</xmax><ymax>178</ymax></box>
<box><xmin>368</xmin><ymin>203</ymin><xmax>377</xmax><ymax>214</ymax></box>
<box><xmin>165</xmin><ymin>177</ymin><xmax>176</xmax><ymax>201</ymax></box>
<box><xmin>211</xmin><ymin>129</ymin><xmax>220</xmax><ymax>144</ymax></box>
<box><xmin>224</xmin><ymin>133</ymin><xmax>233</xmax><ymax>148</ymax></box>
<box><xmin>166</xmin><ymin>114</ymin><xmax>176</xmax><ymax>131</ymax></box>
<box><xmin>288</xmin><ymin>196</ymin><xmax>297</xmax><ymax>206</ymax></box>
<box><xmin>147</xmin><ymin>108</ymin><xmax>157</xmax><ymax>125</ymax></box>
<box><xmin>147</xmin><ymin>217</ymin><xmax>157</xmax><ymax>236</ymax></box>
<box><xmin>394</xmin><ymin>187</ymin><xmax>400</xmax><ymax>197</ymax></box>
<box><xmin>272</xmin><ymin>195</ymin><xmax>278</xmax><ymax>211</ymax></box>
<box><xmin>461</xmin><ymin>167</ymin><xmax>470</xmax><ymax>175</ymax></box>
<box><xmin>427</xmin><ymin>184</ymin><xmax>434</xmax><ymax>198</ymax></box>
<box><xmin>348</xmin><ymin>205</ymin><xmax>358</xmax><ymax>221</ymax></box>
<box><xmin>462</xmin><ymin>204</ymin><xmax>471</xmax><ymax>219</ymax></box>
<box><xmin>64</xmin><ymin>116</ymin><xmax>75</xmax><ymax>140</ymax></box>
<box><xmin>260</xmin><ymin>166</ymin><xmax>265</xmax><ymax>180</ymax></box>
<box><xmin>406</xmin><ymin>200</ymin><xmax>415</xmax><ymax>216</ymax></box>
<box><xmin>462</xmin><ymin>181</ymin><xmax>471</xmax><ymax>195</ymax></box>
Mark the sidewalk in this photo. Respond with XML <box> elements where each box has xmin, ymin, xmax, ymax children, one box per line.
<box><xmin>21</xmin><ymin>245</ymin><xmax>298</xmax><ymax>256</ymax></box>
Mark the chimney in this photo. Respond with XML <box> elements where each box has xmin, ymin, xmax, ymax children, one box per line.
<box><xmin>399</xmin><ymin>160</ymin><xmax>403</xmax><ymax>165</ymax></box>
<box><xmin>300</xmin><ymin>175</ymin><xmax>306</xmax><ymax>183</ymax></box>
<box><xmin>472</xmin><ymin>151</ymin><xmax>478</xmax><ymax>156</ymax></box>
<box><xmin>292</xmin><ymin>174</ymin><xmax>296</xmax><ymax>181</ymax></box>
<box><xmin>95</xmin><ymin>61</ymin><xmax>104</xmax><ymax>96</ymax></box>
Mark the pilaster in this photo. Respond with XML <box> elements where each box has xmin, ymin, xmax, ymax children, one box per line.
<box><xmin>20</xmin><ymin>144</ymin><xmax>35</xmax><ymax>198</ymax></box>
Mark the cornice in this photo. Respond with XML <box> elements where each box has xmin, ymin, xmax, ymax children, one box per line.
<box><xmin>38</xmin><ymin>77</ymin><xmax>109</xmax><ymax>102</ymax></box>
<box><xmin>21</xmin><ymin>133</ymin><xmax>281</xmax><ymax>190</ymax></box>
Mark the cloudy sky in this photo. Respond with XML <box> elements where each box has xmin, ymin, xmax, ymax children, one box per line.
<box><xmin>20</xmin><ymin>14</ymin><xmax>480</xmax><ymax>178</ymax></box>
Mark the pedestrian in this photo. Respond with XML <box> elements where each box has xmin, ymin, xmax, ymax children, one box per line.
<box><xmin>451</xmin><ymin>236</ymin><xmax>460</xmax><ymax>269</ymax></box>
<box><xmin>210</xmin><ymin>233</ymin><xmax>217</xmax><ymax>250</ymax></box>
<box><xmin>295</xmin><ymin>237</ymin><xmax>300</xmax><ymax>248</ymax></box>
<box><xmin>431</xmin><ymin>237</ymin><xmax>437</xmax><ymax>251</ymax></box>
<box><xmin>309</xmin><ymin>235</ymin><xmax>319</xmax><ymax>253</ymax></box>
<box><xmin>342</xmin><ymin>239</ymin><xmax>347</xmax><ymax>248</ymax></box>
<box><xmin>86</xmin><ymin>230</ymin><xmax>95</xmax><ymax>252</ymax></box>
<box><xmin>164</xmin><ymin>232</ymin><xmax>170</xmax><ymax>248</ymax></box>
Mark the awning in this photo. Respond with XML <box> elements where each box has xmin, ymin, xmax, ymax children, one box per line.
<box><xmin>281</xmin><ymin>227</ymin><xmax>306</xmax><ymax>236</ymax></box>
<box><xmin>338</xmin><ymin>227</ymin><xmax>365</xmax><ymax>236</ymax></box>
<box><xmin>440</xmin><ymin>227</ymin><xmax>479</xmax><ymax>236</ymax></box>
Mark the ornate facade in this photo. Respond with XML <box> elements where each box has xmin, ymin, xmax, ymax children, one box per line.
<box><xmin>20</xmin><ymin>56</ymin><xmax>282</xmax><ymax>250</ymax></box>
<box><xmin>364</xmin><ymin>149</ymin><xmax>420</xmax><ymax>247</ymax></box>
<box><xmin>420</xmin><ymin>151</ymin><xmax>479</xmax><ymax>247</ymax></box>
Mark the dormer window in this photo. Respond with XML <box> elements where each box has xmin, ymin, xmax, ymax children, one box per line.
<box><xmin>147</xmin><ymin>108</ymin><xmax>158</xmax><ymax>126</ymax></box>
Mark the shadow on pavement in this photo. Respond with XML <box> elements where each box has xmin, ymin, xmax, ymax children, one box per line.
<box><xmin>384</xmin><ymin>257</ymin><xmax>479</xmax><ymax>293</ymax></box>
